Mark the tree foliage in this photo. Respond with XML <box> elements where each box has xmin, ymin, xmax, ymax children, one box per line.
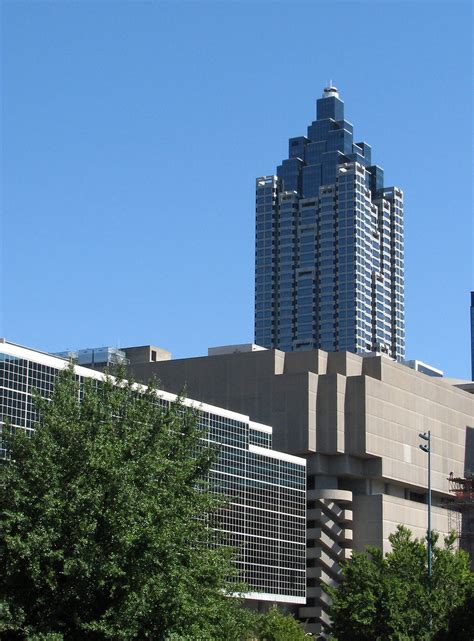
<box><xmin>0</xmin><ymin>367</ymin><xmax>251</xmax><ymax>640</ymax></box>
<box><xmin>252</xmin><ymin>605</ymin><xmax>308</xmax><ymax>641</ymax></box>
<box><xmin>326</xmin><ymin>525</ymin><xmax>473</xmax><ymax>641</ymax></box>
<box><xmin>432</xmin><ymin>578</ymin><xmax>474</xmax><ymax>641</ymax></box>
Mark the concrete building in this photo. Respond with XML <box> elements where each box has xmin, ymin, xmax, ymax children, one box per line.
<box><xmin>121</xmin><ymin>344</ymin><xmax>473</xmax><ymax>635</ymax></box>
<box><xmin>255</xmin><ymin>85</ymin><xmax>405</xmax><ymax>361</ymax></box>
<box><xmin>0</xmin><ymin>339</ymin><xmax>306</xmax><ymax>608</ymax></box>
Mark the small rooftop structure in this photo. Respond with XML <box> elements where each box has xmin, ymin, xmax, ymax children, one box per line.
<box><xmin>54</xmin><ymin>347</ymin><xmax>129</xmax><ymax>368</ymax></box>
<box><xmin>402</xmin><ymin>359</ymin><xmax>443</xmax><ymax>378</ymax></box>
<box><xmin>122</xmin><ymin>345</ymin><xmax>172</xmax><ymax>364</ymax></box>
<box><xmin>208</xmin><ymin>344</ymin><xmax>267</xmax><ymax>357</ymax></box>
<box><xmin>55</xmin><ymin>344</ymin><xmax>172</xmax><ymax>370</ymax></box>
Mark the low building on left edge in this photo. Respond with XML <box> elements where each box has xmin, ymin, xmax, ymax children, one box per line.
<box><xmin>0</xmin><ymin>339</ymin><xmax>306</xmax><ymax>611</ymax></box>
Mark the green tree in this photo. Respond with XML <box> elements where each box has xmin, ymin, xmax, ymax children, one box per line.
<box><xmin>432</xmin><ymin>578</ymin><xmax>474</xmax><ymax>641</ymax></box>
<box><xmin>326</xmin><ymin>525</ymin><xmax>473</xmax><ymax>641</ymax></box>
<box><xmin>0</xmin><ymin>367</ymin><xmax>250</xmax><ymax>641</ymax></box>
<box><xmin>252</xmin><ymin>605</ymin><xmax>308</xmax><ymax>641</ymax></box>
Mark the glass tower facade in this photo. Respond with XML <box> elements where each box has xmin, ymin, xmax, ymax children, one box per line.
<box><xmin>0</xmin><ymin>341</ymin><xmax>306</xmax><ymax>603</ymax></box>
<box><xmin>255</xmin><ymin>85</ymin><xmax>405</xmax><ymax>360</ymax></box>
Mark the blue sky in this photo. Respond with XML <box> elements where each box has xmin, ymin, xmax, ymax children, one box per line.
<box><xmin>2</xmin><ymin>1</ymin><xmax>472</xmax><ymax>378</ymax></box>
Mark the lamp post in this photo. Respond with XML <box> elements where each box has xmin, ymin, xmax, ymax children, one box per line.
<box><xmin>419</xmin><ymin>431</ymin><xmax>432</xmax><ymax>587</ymax></box>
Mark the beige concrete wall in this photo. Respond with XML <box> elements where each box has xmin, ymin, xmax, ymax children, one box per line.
<box><xmin>123</xmin><ymin>345</ymin><xmax>171</xmax><ymax>364</ymax></box>
<box><xmin>352</xmin><ymin>495</ymin><xmax>383</xmax><ymax>550</ymax></box>
<box><xmin>129</xmin><ymin>349</ymin><xmax>472</xmax><ymax>486</ymax></box>
<box><xmin>315</xmin><ymin>373</ymin><xmax>346</xmax><ymax>454</ymax></box>
<box><xmin>362</xmin><ymin>365</ymin><xmax>470</xmax><ymax>495</ymax></box>
<box><xmin>133</xmin><ymin>350</ymin><xmax>316</xmax><ymax>455</ymax></box>
<box><xmin>381</xmin><ymin>495</ymin><xmax>450</xmax><ymax>553</ymax></box>
<box><xmin>353</xmin><ymin>494</ymin><xmax>451</xmax><ymax>553</ymax></box>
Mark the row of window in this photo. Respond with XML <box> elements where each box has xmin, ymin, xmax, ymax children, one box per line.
<box><xmin>0</xmin><ymin>353</ymin><xmax>307</xmax><ymax>598</ymax></box>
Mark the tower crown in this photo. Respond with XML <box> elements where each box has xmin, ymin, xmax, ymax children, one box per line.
<box><xmin>322</xmin><ymin>83</ymin><xmax>339</xmax><ymax>99</ymax></box>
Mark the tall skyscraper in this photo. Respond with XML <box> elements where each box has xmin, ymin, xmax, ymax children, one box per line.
<box><xmin>254</xmin><ymin>85</ymin><xmax>405</xmax><ymax>360</ymax></box>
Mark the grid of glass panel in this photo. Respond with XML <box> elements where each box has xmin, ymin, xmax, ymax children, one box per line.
<box><xmin>0</xmin><ymin>354</ymin><xmax>74</xmax><ymax>439</ymax></box>
<box><xmin>255</xmin><ymin>87</ymin><xmax>405</xmax><ymax>361</ymax></box>
<box><xmin>249</xmin><ymin>428</ymin><xmax>272</xmax><ymax>449</ymax></box>
<box><xmin>209</xmin><ymin>446</ymin><xmax>305</xmax><ymax>597</ymax></box>
<box><xmin>0</xmin><ymin>348</ymin><xmax>306</xmax><ymax>600</ymax></box>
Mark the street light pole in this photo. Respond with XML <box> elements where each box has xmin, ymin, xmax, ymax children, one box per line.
<box><xmin>419</xmin><ymin>431</ymin><xmax>432</xmax><ymax>587</ymax></box>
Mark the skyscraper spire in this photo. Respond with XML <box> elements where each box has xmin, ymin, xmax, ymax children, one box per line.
<box><xmin>322</xmin><ymin>81</ymin><xmax>339</xmax><ymax>99</ymax></box>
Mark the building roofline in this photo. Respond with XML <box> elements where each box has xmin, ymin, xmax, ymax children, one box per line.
<box><xmin>0</xmin><ymin>340</ymin><xmax>306</xmax><ymax>466</ymax></box>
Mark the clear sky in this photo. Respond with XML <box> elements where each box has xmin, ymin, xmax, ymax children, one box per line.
<box><xmin>1</xmin><ymin>0</ymin><xmax>472</xmax><ymax>378</ymax></box>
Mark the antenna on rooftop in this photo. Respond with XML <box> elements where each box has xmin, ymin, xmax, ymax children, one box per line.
<box><xmin>322</xmin><ymin>81</ymin><xmax>339</xmax><ymax>99</ymax></box>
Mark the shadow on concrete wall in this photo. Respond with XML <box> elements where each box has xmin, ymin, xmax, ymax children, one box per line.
<box><xmin>465</xmin><ymin>426</ymin><xmax>474</xmax><ymax>476</ymax></box>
